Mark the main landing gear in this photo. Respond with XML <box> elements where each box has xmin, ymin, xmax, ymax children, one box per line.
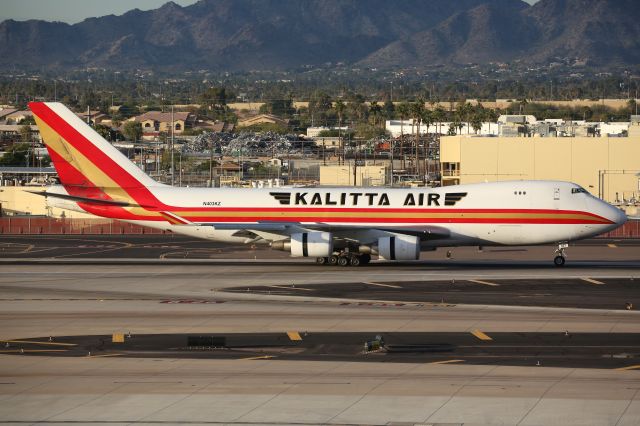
<box><xmin>316</xmin><ymin>253</ymin><xmax>371</xmax><ymax>267</ymax></box>
<box><xmin>554</xmin><ymin>243</ymin><xmax>568</xmax><ymax>266</ymax></box>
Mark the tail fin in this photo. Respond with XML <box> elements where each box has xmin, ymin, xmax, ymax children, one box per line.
<box><xmin>29</xmin><ymin>102</ymin><xmax>161</xmax><ymax>207</ymax></box>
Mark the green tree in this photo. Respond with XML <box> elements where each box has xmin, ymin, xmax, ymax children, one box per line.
<box><xmin>369</xmin><ymin>101</ymin><xmax>382</xmax><ymax>127</ymax></box>
<box><xmin>95</xmin><ymin>124</ymin><xmax>112</xmax><ymax>140</ymax></box>
<box><xmin>334</xmin><ymin>100</ymin><xmax>346</xmax><ymax>128</ymax></box>
<box><xmin>259</xmin><ymin>99</ymin><xmax>294</xmax><ymax>117</ymax></box>
<box><xmin>0</xmin><ymin>143</ymin><xmax>29</xmax><ymax>166</ymax></box>
<box><xmin>19</xmin><ymin>125</ymin><xmax>32</xmax><ymax>143</ymax></box>
<box><xmin>396</xmin><ymin>102</ymin><xmax>411</xmax><ymax>167</ymax></box>
<box><xmin>309</xmin><ymin>91</ymin><xmax>332</xmax><ymax>125</ymax></box>
<box><xmin>432</xmin><ymin>105</ymin><xmax>446</xmax><ymax>135</ymax></box>
<box><xmin>382</xmin><ymin>99</ymin><xmax>395</xmax><ymax>120</ymax></box>
<box><xmin>122</xmin><ymin>121</ymin><xmax>143</xmax><ymax>142</ymax></box>
<box><xmin>200</xmin><ymin>87</ymin><xmax>228</xmax><ymax>110</ymax></box>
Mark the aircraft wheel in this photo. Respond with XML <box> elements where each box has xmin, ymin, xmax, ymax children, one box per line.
<box><xmin>360</xmin><ymin>254</ymin><xmax>371</xmax><ymax>264</ymax></box>
<box><xmin>328</xmin><ymin>255</ymin><xmax>339</xmax><ymax>265</ymax></box>
<box><xmin>349</xmin><ymin>256</ymin><xmax>361</xmax><ymax>267</ymax></box>
<box><xmin>337</xmin><ymin>256</ymin><xmax>349</xmax><ymax>267</ymax></box>
<box><xmin>554</xmin><ymin>255</ymin><xmax>566</xmax><ymax>267</ymax></box>
<box><xmin>316</xmin><ymin>257</ymin><xmax>328</xmax><ymax>265</ymax></box>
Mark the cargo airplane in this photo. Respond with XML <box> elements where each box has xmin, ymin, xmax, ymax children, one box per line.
<box><xmin>30</xmin><ymin>102</ymin><xmax>627</xmax><ymax>266</ymax></box>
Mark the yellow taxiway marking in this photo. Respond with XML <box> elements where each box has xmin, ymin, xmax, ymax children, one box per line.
<box><xmin>363</xmin><ymin>281</ymin><xmax>402</xmax><ymax>289</ymax></box>
<box><xmin>608</xmin><ymin>244</ymin><xmax>617</xmax><ymax>248</ymax></box>
<box><xmin>468</xmin><ymin>279</ymin><xmax>500</xmax><ymax>287</ymax></box>
<box><xmin>0</xmin><ymin>349</ymin><xmax>68</xmax><ymax>353</ymax></box>
<box><xmin>580</xmin><ymin>277</ymin><xmax>605</xmax><ymax>285</ymax></box>
<box><xmin>240</xmin><ymin>355</ymin><xmax>276</xmax><ymax>361</ymax></box>
<box><xmin>616</xmin><ymin>365</ymin><xmax>640</xmax><ymax>371</ymax></box>
<box><xmin>429</xmin><ymin>359</ymin><xmax>465</xmax><ymax>365</ymax></box>
<box><xmin>1</xmin><ymin>340</ymin><xmax>77</xmax><ymax>347</ymax></box>
<box><xmin>267</xmin><ymin>285</ymin><xmax>314</xmax><ymax>292</ymax></box>
<box><xmin>87</xmin><ymin>353</ymin><xmax>123</xmax><ymax>358</ymax></box>
<box><xmin>287</xmin><ymin>331</ymin><xmax>302</xmax><ymax>341</ymax></box>
<box><xmin>471</xmin><ymin>330</ymin><xmax>493</xmax><ymax>341</ymax></box>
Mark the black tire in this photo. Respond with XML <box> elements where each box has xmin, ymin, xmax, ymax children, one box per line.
<box><xmin>554</xmin><ymin>255</ymin><xmax>566</xmax><ymax>266</ymax></box>
<box><xmin>337</xmin><ymin>256</ymin><xmax>349</xmax><ymax>266</ymax></box>
<box><xmin>329</xmin><ymin>255</ymin><xmax>339</xmax><ymax>265</ymax></box>
<box><xmin>316</xmin><ymin>257</ymin><xmax>327</xmax><ymax>265</ymax></box>
<box><xmin>349</xmin><ymin>256</ymin><xmax>361</xmax><ymax>267</ymax></box>
<box><xmin>360</xmin><ymin>254</ymin><xmax>371</xmax><ymax>264</ymax></box>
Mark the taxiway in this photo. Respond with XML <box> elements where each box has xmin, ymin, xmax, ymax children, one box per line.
<box><xmin>1</xmin><ymin>235</ymin><xmax>639</xmax><ymax>425</ymax></box>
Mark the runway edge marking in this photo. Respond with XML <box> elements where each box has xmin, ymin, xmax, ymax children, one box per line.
<box><xmin>468</xmin><ymin>279</ymin><xmax>500</xmax><ymax>287</ymax></box>
<box><xmin>429</xmin><ymin>359</ymin><xmax>465</xmax><ymax>365</ymax></box>
<box><xmin>363</xmin><ymin>281</ymin><xmax>403</xmax><ymax>289</ymax></box>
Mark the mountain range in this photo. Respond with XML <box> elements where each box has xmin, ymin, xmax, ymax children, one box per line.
<box><xmin>0</xmin><ymin>0</ymin><xmax>638</xmax><ymax>73</ymax></box>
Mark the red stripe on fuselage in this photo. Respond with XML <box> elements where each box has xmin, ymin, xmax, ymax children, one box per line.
<box><xmin>165</xmin><ymin>216</ymin><xmax>609</xmax><ymax>225</ymax></box>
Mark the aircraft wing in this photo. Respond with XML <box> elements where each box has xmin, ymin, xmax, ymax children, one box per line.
<box><xmin>188</xmin><ymin>221</ymin><xmax>451</xmax><ymax>245</ymax></box>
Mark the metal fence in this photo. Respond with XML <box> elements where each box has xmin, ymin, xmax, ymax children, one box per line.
<box><xmin>0</xmin><ymin>217</ymin><xmax>168</xmax><ymax>235</ymax></box>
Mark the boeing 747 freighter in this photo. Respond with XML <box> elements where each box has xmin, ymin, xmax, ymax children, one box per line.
<box><xmin>29</xmin><ymin>102</ymin><xmax>627</xmax><ymax>266</ymax></box>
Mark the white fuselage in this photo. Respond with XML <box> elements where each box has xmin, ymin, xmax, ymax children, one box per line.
<box><xmin>49</xmin><ymin>180</ymin><xmax>627</xmax><ymax>248</ymax></box>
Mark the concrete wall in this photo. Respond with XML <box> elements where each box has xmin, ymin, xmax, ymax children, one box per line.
<box><xmin>440</xmin><ymin>135</ymin><xmax>640</xmax><ymax>203</ymax></box>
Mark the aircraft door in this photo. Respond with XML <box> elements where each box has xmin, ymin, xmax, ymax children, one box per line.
<box><xmin>553</xmin><ymin>187</ymin><xmax>561</xmax><ymax>209</ymax></box>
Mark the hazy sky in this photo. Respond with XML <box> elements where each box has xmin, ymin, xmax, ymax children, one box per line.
<box><xmin>1</xmin><ymin>0</ymin><xmax>540</xmax><ymax>24</ymax></box>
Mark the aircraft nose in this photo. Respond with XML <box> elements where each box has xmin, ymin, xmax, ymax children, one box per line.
<box><xmin>612</xmin><ymin>206</ymin><xmax>628</xmax><ymax>227</ymax></box>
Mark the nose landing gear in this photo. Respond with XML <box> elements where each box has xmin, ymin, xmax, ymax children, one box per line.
<box><xmin>554</xmin><ymin>243</ymin><xmax>568</xmax><ymax>266</ymax></box>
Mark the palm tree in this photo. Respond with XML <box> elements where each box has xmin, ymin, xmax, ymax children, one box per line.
<box><xmin>421</xmin><ymin>109</ymin><xmax>434</xmax><ymax>179</ymax></box>
<box><xmin>433</xmin><ymin>105</ymin><xmax>446</xmax><ymax>136</ymax></box>
<box><xmin>410</xmin><ymin>99</ymin><xmax>425</xmax><ymax>176</ymax></box>
<box><xmin>518</xmin><ymin>98</ymin><xmax>528</xmax><ymax>115</ymax></box>
<box><xmin>334</xmin><ymin>100</ymin><xmax>346</xmax><ymax>165</ymax></box>
<box><xmin>485</xmin><ymin>108</ymin><xmax>499</xmax><ymax>135</ymax></box>
<box><xmin>369</xmin><ymin>101</ymin><xmax>382</xmax><ymax>127</ymax></box>
<box><xmin>397</xmin><ymin>102</ymin><xmax>410</xmax><ymax>169</ymax></box>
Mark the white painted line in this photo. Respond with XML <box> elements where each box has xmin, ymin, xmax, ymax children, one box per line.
<box><xmin>429</xmin><ymin>359</ymin><xmax>465</xmax><ymax>365</ymax></box>
<box><xmin>468</xmin><ymin>279</ymin><xmax>500</xmax><ymax>287</ymax></box>
<box><xmin>267</xmin><ymin>285</ymin><xmax>314</xmax><ymax>292</ymax></box>
<box><xmin>363</xmin><ymin>281</ymin><xmax>402</xmax><ymax>289</ymax></box>
<box><xmin>580</xmin><ymin>277</ymin><xmax>605</xmax><ymax>285</ymax></box>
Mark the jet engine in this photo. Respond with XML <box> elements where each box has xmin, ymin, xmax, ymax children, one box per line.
<box><xmin>290</xmin><ymin>232</ymin><xmax>333</xmax><ymax>257</ymax></box>
<box><xmin>378</xmin><ymin>235</ymin><xmax>420</xmax><ymax>261</ymax></box>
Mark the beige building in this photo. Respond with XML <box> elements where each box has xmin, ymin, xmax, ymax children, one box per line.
<box><xmin>133</xmin><ymin>111</ymin><xmax>193</xmax><ymax>135</ymax></box>
<box><xmin>440</xmin><ymin>125</ymin><xmax>640</xmax><ymax>203</ymax></box>
<box><xmin>0</xmin><ymin>187</ymin><xmax>94</xmax><ymax>218</ymax></box>
<box><xmin>320</xmin><ymin>164</ymin><xmax>388</xmax><ymax>186</ymax></box>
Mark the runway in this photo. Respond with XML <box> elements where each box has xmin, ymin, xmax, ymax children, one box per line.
<box><xmin>1</xmin><ymin>235</ymin><xmax>640</xmax><ymax>424</ymax></box>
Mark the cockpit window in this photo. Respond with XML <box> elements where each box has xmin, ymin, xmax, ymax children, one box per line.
<box><xmin>571</xmin><ymin>187</ymin><xmax>588</xmax><ymax>194</ymax></box>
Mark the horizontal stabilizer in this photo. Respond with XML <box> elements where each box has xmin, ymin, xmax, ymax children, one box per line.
<box><xmin>28</xmin><ymin>190</ymin><xmax>138</xmax><ymax>207</ymax></box>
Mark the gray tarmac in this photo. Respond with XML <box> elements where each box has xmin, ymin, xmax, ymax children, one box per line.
<box><xmin>1</xmin><ymin>235</ymin><xmax>640</xmax><ymax>425</ymax></box>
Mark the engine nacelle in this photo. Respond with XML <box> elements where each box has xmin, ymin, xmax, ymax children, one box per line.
<box><xmin>291</xmin><ymin>232</ymin><xmax>333</xmax><ymax>257</ymax></box>
<box><xmin>378</xmin><ymin>235</ymin><xmax>420</xmax><ymax>261</ymax></box>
